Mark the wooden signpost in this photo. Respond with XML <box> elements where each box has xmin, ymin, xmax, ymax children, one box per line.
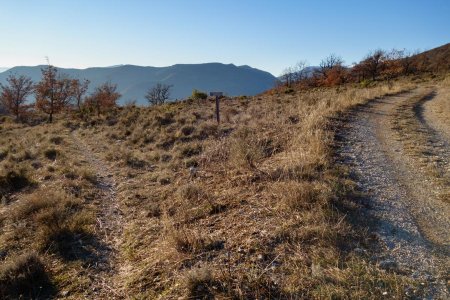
<box><xmin>210</xmin><ymin>92</ymin><xmax>223</xmax><ymax>124</ymax></box>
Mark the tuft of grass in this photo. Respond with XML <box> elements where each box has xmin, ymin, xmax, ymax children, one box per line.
<box><xmin>49</xmin><ymin>136</ymin><xmax>64</xmax><ymax>145</ymax></box>
<box><xmin>154</xmin><ymin>112</ymin><xmax>175</xmax><ymax>126</ymax></box>
<box><xmin>180</xmin><ymin>125</ymin><xmax>196</xmax><ymax>136</ymax></box>
<box><xmin>12</xmin><ymin>190</ymin><xmax>93</xmax><ymax>259</ymax></box>
<box><xmin>0</xmin><ymin>149</ymin><xmax>8</xmax><ymax>161</ymax></box>
<box><xmin>0</xmin><ymin>252</ymin><xmax>55</xmax><ymax>299</ymax></box>
<box><xmin>185</xmin><ymin>267</ymin><xmax>215</xmax><ymax>299</ymax></box>
<box><xmin>177</xmin><ymin>143</ymin><xmax>202</xmax><ymax>158</ymax></box>
<box><xmin>0</xmin><ymin>169</ymin><xmax>32</xmax><ymax>195</ymax></box>
<box><xmin>168</xmin><ymin>227</ymin><xmax>220</xmax><ymax>254</ymax></box>
<box><xmin>43</xmin><ymin>148</ymin><xmax>58</xmax><ymax>160</ymax></box>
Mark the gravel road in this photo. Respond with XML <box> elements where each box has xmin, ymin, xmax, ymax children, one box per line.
<box><xmin>336</xmin><ymin>88</ymin><xmax>449</xmax><ymax>299</ymax></box>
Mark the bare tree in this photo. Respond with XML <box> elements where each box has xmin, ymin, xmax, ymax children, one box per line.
<box><xmin>35</xmin><ymin>65</ymin><xmax>74</xmax><ymax>123</ymax></box>
<box><xmin>280</xmin><ymin>67</ymin><xmax>295</xmax><ymax>87</ymax></box>
<box><xmin>361</xmin><ymin>49</ymin><xmax>386</xmax><ymax>81</ymax></box>
<box><xmin>145</xmin><ymin>83</ymin><xmax>172</xmax><ymax>106</ymax></box>
<box><xmin>85</xmin><ymin>82</ymin><xmax>121</xmax><ymax>116</ymax></box>
<box><xmin>0</xmin><ymin>74</ymin><xmax>34</xmax><ymax>120</ymax></box>
<box><xmin>292</xmin><ymin>60</ymin><xmax>309</xmax><ymax>82</ymax></box>
<box><xmin>71</xmin><ymin>79</ymin><xmax>90</xmax><ymax>110</ymax></box>
<box><xmin>318</xmin><ymin>54</ymin><xmax>344</xmax><ymax>78</ymax></box>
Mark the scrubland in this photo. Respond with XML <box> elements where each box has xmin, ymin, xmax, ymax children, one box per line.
<box><xmin>2</xmin><ymin>76</ymin><xmax>444</xmax><ymax>299</ymax></box>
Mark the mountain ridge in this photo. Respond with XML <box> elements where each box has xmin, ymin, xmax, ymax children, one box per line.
<box><xmin>0</xmin><ymin>63</ymin><xmax>276</xmax><ymax>104</ymax></box>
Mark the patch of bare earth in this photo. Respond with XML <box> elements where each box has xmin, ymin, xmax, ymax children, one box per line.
<box><xmin>336</xmin><ymin>88</ymin><xmax>449</xmax><ymax>299</ymax></box>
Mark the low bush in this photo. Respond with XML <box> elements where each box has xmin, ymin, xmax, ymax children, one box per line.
<box><xmin>0</xmin><ymin>169</ymin><xmax>32</xmax><ymax>195</ymax></box>
<box><xmin>43</xmin><ymin>148</ymin><xmax>58</xmax><ymax>160</ymax></box>
<box><xmin>0</xmin><ymin>252</ymin><xmax>55</xmax><ymax>299</ymax></box>
<box><xmin>191</xmin><ymin>89</ymin><xmax>208</xmax><ymax>100</ymax></box>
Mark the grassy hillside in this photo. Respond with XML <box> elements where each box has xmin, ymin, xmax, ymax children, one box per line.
<box><xmin>2</xmin><ymin>74</ymin><xmax>441</xmax><ymax>298</ymax></box>
<box><xmin>410</xmin><ymin>43</ymin><xmax>450</xmax><ymax>73</ymax></box>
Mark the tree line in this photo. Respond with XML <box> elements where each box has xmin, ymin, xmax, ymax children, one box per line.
<box><xmin>280</xmin><ymin>48</ymin><xmax>433</xmax><ymax>88</ymax></box>
<box><xmin>0</xmin><ymin>65</ymin><xmax>121</xmax><ymax>122</ymax></box>
<box><xmin>0</xmin><ymin>65</ymin><xmax>175</xmax><ymax>122</ymax></box>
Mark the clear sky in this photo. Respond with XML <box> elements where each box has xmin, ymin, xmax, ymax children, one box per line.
<box><xmin>0</xmin><ymin>0</ymin><xmax>449</xmax><ymax>76</ymax></box>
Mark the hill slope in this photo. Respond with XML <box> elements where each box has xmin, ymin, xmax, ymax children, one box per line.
<box><xmin>0</xmin><ymin>63</ymin><xmax>277</xmax><ymax>104</ymax></box>
<box><xmin>410</xmin><ymin>42</ymin><xmax>450</xmax><ymax>73</ymax></box>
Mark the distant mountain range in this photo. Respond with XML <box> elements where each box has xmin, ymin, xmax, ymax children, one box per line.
<box><xmin>0</xmin><ymin>68</ymin><xmax>9</xmax><ymax>73</ymax></box>
<box><xmin>0</xmin><ymin>63</ymin><xmax>277</xmax><ymax>105</ymax></box>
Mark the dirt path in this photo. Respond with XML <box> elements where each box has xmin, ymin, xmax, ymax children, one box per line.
<box><xmin>336</xmin><ymin>88</ymin><xmax>449</xmax><ymax>299</ymax></box>
<box><xmin>71</xmin><ymin>131</ymin><xmax>124</xmax><ymax>299</ymax></box>
<box><xmin>422</xmin><ymin>87</ymin><xmax>450</xmax><ymax>143</ymax></box>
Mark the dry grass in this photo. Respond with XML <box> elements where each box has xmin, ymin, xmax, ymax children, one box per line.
<box><xmin>0</xmin><ymin>77</ymin><xmax>427</xmax><ymax>298</ymax></box>
<box><xmin>72</xmin><ymin>79</ymin><xmax>419</xmax><ymax>298</ymax></box>
<box><xmin>0</xmin><ymin>252</ymin><xmax>55</xmax><ymax>299</ymax></box>
<box><xmin>0</xmin><ymin>119</ymin><xmax>106</xmax><ymax>297</ymax></box>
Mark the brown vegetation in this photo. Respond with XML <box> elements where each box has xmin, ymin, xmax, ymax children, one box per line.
<box><xmin>0</xmin><ymin>44</ymin><xmax>448</xmax><ymax>298</ymax></box>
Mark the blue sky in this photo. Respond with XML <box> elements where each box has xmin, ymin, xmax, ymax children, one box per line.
<box><xmin>0</xmin><ymin>0</ymin><xmax>449</xmax><ymax>75</ymax></box>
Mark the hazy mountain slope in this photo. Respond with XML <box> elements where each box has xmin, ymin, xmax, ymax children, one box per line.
<box><xmin>0</xmin><ymin>63</ymin><xmax>276</xmax><ymax>104</ymax></box>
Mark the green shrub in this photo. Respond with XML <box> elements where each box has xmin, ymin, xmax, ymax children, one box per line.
<box><xmin>191</xmin><ymin>89</ymin><xmax>207</xmax><ymax>100</ymax></box>
<box><xmin>359</xmin><ymin>79</ymin><xmax>372</xmax><ymax>88</ymax></box>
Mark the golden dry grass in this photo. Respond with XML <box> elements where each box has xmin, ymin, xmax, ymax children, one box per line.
<box><xmin>74</xmin><ymin>79</ymin><xmax>417</xmax><ymax>298</ymax></box>
<box><xmin>0</xmin><ymin>77</ymin><xmax>428</xmax><ymax>299</ymax></box>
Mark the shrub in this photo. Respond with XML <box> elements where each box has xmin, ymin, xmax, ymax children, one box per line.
<box><xmin>359</xmin><ymin>79</ymin><xmax>372</xmax><ymax>88</ymax></box>
<box><xmin>180</xmin><ymin>125</ymin><xmax>196</xmax><ymax>136</ymax></box>
<box><xmin>178</xmin><ymin>144</ymin><xmax>202</xmax><ymax>158</ymax></box>
<box><xmin>0</xmin><ymin>252</ymin><xmax>55</xmax><ymax>299</ymax></box>
<box><xmin>154</xmin><ymin>112</ymin><xmax>175</xmax><ymax>126</ymax></box>
<box><xmin>0</xmin><ymin>149</ymin><xmax>8</xmax><ymax>161</ymax></box>
<box><xmin>49</xmin><ymin>136</ymin><xmax>63</xmax><ymax>145</ymax></box>
<box><xmin>185</xmin><ymin>267</ymin><xmax>214</xmax><ymax>299</ymax></box>
<box><xmin>198</xmin><ymin>121</ymin><xmax>218</xmax><ymax>139</ymax></box>
<box><xmin>43</xmin><ymin>148</ymin><xmax>58</xmax><ymax>160</ymax></box>
<box><xmin>125</xmin><ymin>153</ymin><xmax>149</xmax><ymax>169</ymax></box>
<box><xmin>0</xmin><ymin>170</ymin><xmax>32</xmax><ymax>195</ymax></box>
<box><xmin>179</xmin><ymin>184</ymin><xmax>204</xmax><ymax>202</ymax></box>
<box><xmin>169</xmin><ymin>228</ymin><xmax>212</xmax><ymax>254</ymax></box>
<box><xmin>229</xmin><ymin>128</ymin><xmax>264</xmax><ymax>169</ymax></box>
<box><xmin>191</xmin><ymin>89</ymin><xmax>208</xmax><ymax>100</ymax></box>
<box><xmin>12</xmin><ymin>191</ymin><xmax>93</xmax><ymax>260</ymax></box>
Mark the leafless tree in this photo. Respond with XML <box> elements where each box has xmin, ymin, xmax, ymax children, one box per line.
<box><xmin>318</xmin><ymin>54</ymin><xmax>344</xmax><ymax>78</ymax></box>
<box><xmin>280</xmin><ymin>67</ymin><xmax>295</xmax><ymax>87</ymax></box>
<box><xmin>292</xmin><ymin>60</ymin><xmax>310</xmax><ymax>82</ymax></box>
<box><xmin>361</xmin><ymin>49</ymin><xmax>386</xmax><ymax>81</ymax></box>
<box><xmin>85</xmin><ymin>81</ymin><xmax>121</xmax><ymax>116</ymax></box>
<box><xmin>145</xmin><ymin>83</ymin><xmax>173</xmax><ymax>106</ymax></box>
<box><xmin>71</xmin><ymin>79</ymin><xmax>90</xmax><ymax>110</ymax></box>
<box><xmin>0</xmin><ymin>74</ymin><xmax>34</xmax><ymax>120</ymax></box>
<box><xmin>35</xmin><ymin>65</ymin><xmax>75</xmax><ymax>122</ymax></box>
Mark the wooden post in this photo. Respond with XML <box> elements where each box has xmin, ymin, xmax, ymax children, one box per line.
<box><xmin>215</xmin><ymin>95</ymin><xmax>220</xmax><ymax>124</ymax></box>
<box><xmin>210</xmin><ymin>92</ymin><xmax>223</xmax><ymax>124</ymax></box>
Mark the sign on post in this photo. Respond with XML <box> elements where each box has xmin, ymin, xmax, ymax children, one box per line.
<box><xmin>210</xmin><ymin>92</ymin><xmax>223</xmax><ymax>124</ymax></box>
